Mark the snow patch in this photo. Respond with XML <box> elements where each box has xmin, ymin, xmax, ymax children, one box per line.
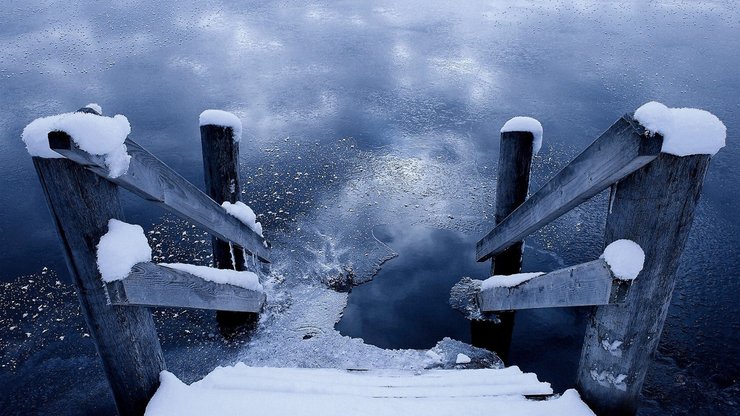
<box><xmin>160</xmin><ymin>263</ymin><xmax>263</xmax><ymax>291</ymax></box>
<box><xmin>22</xmin><ymin>111</ymin><xmax>132</xmax><ymax>177</ymax></box>
<box><xmin>222</xmin><ymin>201</ymin><xmax>263</xmax><ymax>237</ymax></box>
<box><xmin>96</xmin><ymin>219</ymin><xmax>152</xmax><ymax>282</ymax></box>
<box><xmin>634</xmin><ymin>101</ymin><xmax>726</xmax><ymax>156</ymax></box>
<box><xmin>501</xmin><ymin>116</ymin><xmax>543</xmax><ymax>154</ymax></box>
<box><xmin>480</xmin><ymin>272</ymin><xmax>544</xmax><ymax>290</ymax></box>
<box><xmin>199</xmin><ymin>109</ymin><xmax>243</xmax><ymax>142</ymax></box>
<box><xmin>601</xmin><ymin>239</ymin><xmax>644</xmax><ymax>281</ymax></box>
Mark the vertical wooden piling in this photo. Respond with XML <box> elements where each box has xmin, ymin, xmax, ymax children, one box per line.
<box><xmin>472</xmin><ymin>131</ymin><xmax>535</xmax><ymax>361</ymax></box>
<box><xmin>34</xmin><ymin>116</ymin><xmax>165</xmax><ymax>414</ymax></box>
<box><xmin>200</xmin><ymin>123</ymin><xmax>257</xmax><ymax>331</ymax></box>
<box><xmin>576</xmin><ymin>153</ymin><xmax>711</xmax><ymax>415</ymax></box>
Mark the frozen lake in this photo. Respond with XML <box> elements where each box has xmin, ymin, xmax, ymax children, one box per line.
<box><xmin>1</xmin><ymin>1</ymin><xmax>738</xmax><ymax>414</ymax></box>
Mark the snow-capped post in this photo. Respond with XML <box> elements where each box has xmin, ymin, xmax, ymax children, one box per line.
<box><xmin>32</xmin><ymin>107</ymin><xmax>165</xmax><ymax>415</ymax></box>
<box><xmin>576</xmin><ymin>102</ymin><xmax>725</xmax><ymax>415</ymax></box>
<box><xmin>199</xmin><ymin>110</ymin><xmax>258</xmax><ymax>333</ymax></box>
<box><xmin>472</xmin><ymin>117</ymin><xmax>541</xmax><ymax>361</ymax></box>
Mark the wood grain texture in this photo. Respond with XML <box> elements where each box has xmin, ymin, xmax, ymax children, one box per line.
<box><xmin>200</xmin><ymin>125</ymin><xmax>247</xmax><ymax>271</ymax></box>
<box><xmin>576</xmin><ymin>153</ymin><xmax>711</xmax><ymax>416</ymax></box>
<box><xmin>106</xmin><ymin>262</ymin><xmax>265</xmax><ymax>313</ymax></box>
<box><xmin>33</xmin><ymin>156</ymin><xmax>165</xmax><ymax>416</ymax></box>
<box><xmin>477</xmin><ymin>259</ymin><xmax>626</xmax><ymax>311</ymax></box>
<box><xmin>472</xmin><ymin>131</ymin><xmax>534</xmax><ymax>360</ymax></box>
<box><xmin>476</xmin><ymin>116</ymin><xmax>663</xmax><ymax>261</ymax></box>
<box><xmin>47</xmin><ymin>132</ymin><xmax>271</xmax><ymax>262</ymax></box>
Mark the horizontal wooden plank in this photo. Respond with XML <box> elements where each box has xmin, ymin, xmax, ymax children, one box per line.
<box><xmin>476</xmin><ymin>115</ymin><xmax>662</xmax><ymax>261</ymax></box>
<box><xmin>48</xmin><ymin>132</ymin><xmax>270</xmax><ymax>262</ymax></box>
<box><xmin>477</xmin><ymin>259</ymin><xmax>630</xmax><ymax>311</ymax></box>
<box><xmin>105</xmin><ymin>262</ymin><xmax>265</xmax><ymax>313</ymax></box>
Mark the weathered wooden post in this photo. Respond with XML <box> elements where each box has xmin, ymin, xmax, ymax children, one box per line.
<box><xmin>576</xmin><ymin>152</ymin><xmax>711</xmax><ymax>415</ymax></box>
<box><xmin>34</xmin><ymin>108</ymin><xmax>165</xmax><ymax>415</ymax></box>
<box><xmin>472</xmin><ymin>123</ymin><xmax>537</xmax><ymax>361</ymax></box>
<box><xmin>200</xmin><ymin>112</ymin><xmax>258</xmax><ymax>332</ymax></box>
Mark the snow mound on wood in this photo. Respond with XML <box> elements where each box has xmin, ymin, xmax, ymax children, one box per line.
<box><xmin>601</xmin><ymin>239</ymin><xmax>644</xmax><ymax>281</ymax></box>
<box><xmin>634</xmin><ymin>101</ymin><xmax>726</xmax><ymax>156</ymax></box>
<box><xmin>160</xmin><ymin>263</ymin><xmax>263</xmax><ymax>291</ymax></box>
<box><xmin>22</xmin><ymin>111</ymin><xmax>132</xmax><ymax>177</ymax></box>
<box><xmin>96</xmin><ymin>219</ymin><xmax>151</xmax><ymax>282</ymax></box>
<box><xmin>501</xmin><ymin>116</ymin><xmax>543</xmax><ymax>154</ymax></box>
<box><xmin>199</xmin><ymin>109</ymin><xmax>242</xmax><ymax>142</ymax></box>
<box><xmin>222</xmin><ymin>201</ymin><xmax>263</xmax><ymax>237</ymax></box>
<box><xmin>145</xmin><ymin>365</ymin><xmax>595</xmax><ymax>416</ymax></box>
<box><xmin>480</xmin><ymin>272</ymin><xmax>544</xmax><ymax>289</ymax></box>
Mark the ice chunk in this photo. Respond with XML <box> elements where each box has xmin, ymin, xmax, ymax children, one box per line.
<box><xmin>22</xmin><ymin>111</ymin><xmax>132</xmax><ymax>177</ymax></box>
<box><xmin>96</xmin><ymin>219</ymin><xmax>152</xmax><ymax>282</ymax></box>
<box><xmin>480</xmin><ymin>272</ymin><xmax>544</xmax><ymax>289</ymax></box>
<box><xmin>85</xmin><ymin>103</ymin><xmax>103</xmax><ymax>114</ymax></box>
<box><xmin>160</xmin><ymin>263</ymin><xmax>263</xmax><ymax>291</ymax></box>
<box><xmin>634</xmin><ymin>101</ymin><xmax>726</xmax><ymax>156</ymax></box>
<box><xmin>601</xmin><ymin>239</ymin><xmax>644</xmax><ymax>281</ymax></box>
<box><xmin>199</xmin><ymin>109</ymin><xmax>242</xmax><ymax>142</ymax></box>
<box><xmin>501</xmin><ymin>116</ymin><xmax>543</xmax><ymax>154</ymax></box>
<box><xmin>222</xmin><ymin>201</ymin><xmax>263</xmax><ymax>236</ymax></box>
<box><xmin>455</xmin><ymin>353</ymin><xmax>471</xmax><ymax>364</ymax></box>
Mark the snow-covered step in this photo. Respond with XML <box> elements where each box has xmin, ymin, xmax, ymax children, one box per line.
<box><xmin>145</xmin><ymin>364</ymin><xmax>595</xmax><ymax>416</ymax></box>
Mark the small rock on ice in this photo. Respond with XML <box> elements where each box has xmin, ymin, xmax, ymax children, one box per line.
<box><xmin>199</xmin><ymin>109</ymin><xmax>242</xmax><ymax>142</ymax></box>
<box><xmin>501</xmin><ymin>116</ymin><xmax>543</xmax><ymax>154</ymax></box>
<box><xmin>97</xmin><ymin>219</ymin><xmax>152</xmax><ymax>282</ymax></box>
<box><xmin>455</xmin><ymin>353</ymin><xmax>471</xmax><ymax>364</ymax></box>
<box><xmin>85</xmin><ymin>103</ymin><xmax>103</xmax><ymax>114</ymax></box>
<box><xmin>634</xmin><ymin>101</ymin><xmax>726</xmax><ymax>156</ymax></box>
<box><xmin>601</xmin><ymin>239</ymin><xmax>645</xmax><ymax>281</ymax></box>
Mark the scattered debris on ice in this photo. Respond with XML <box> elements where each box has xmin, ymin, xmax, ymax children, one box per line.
<box><xmin>601</xmin><ymin>239</ymin><xmax>645</xmax><ymax>281</ymax></box>
<box><xmin>199</xmin><ymin>109</ymin><xmax>243</xmax><ymax>142</ymax></box>
<box><xmin>480</xmin><ymin>272</ymin><xmax>544</xmax><ymax>290</ymax></box>
<box><xmin>501</xmin><ymin>116</ymin><xmax>544</xmax><ymax>154</ymax></box>
<box><xmin>221</xmin><ymin>201</ymin><xmax>263</xmax><ymax>237</ymax></box>
<box><xmin>96</xmin><ymin>219</ymin><xmax>151</xmax><ymax>282</ymax></box>
<box><xmin>22</xmin><ymin>110</ymin><xmax>132</xmax><ymax>177</ymax></box>
<box><xmin>634</xmin><ymin>101</ymin><xmax>726</xmax><ymax>156</ymax></box>
<box><xmin>160</xmin><ymin>263</ymin><xmax>263</xmax><ymax>292</ymax></box>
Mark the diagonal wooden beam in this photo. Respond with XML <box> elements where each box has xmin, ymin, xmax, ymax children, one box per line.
<box><xmin>476</xmin><ymin>116</ymin><xmax>662</xmax><ymax>262</ymax></box>
<box><xmin>105</xmin><ymin>262</ymin><xmax>265</xmax><ymax>313</ymax></box>
<box><xmin>477</xmin><ymin>259</ymin><xmax>630</xmax><ymax>312</ymax></box>
<box><xmin>48</xmin><ymin>132</ymin><xmax>271</xmax><ymax>262</ymax></box>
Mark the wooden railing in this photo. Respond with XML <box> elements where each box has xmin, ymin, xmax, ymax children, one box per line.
<box><xmin>32</xmin><ymin>107</ymin><xmax>271</xmax><ymax>415</ymax></box>
<box><xmin>469</xmin><ymin>114</ymin><xmax>714</xmax><ymax>416</ymax></box>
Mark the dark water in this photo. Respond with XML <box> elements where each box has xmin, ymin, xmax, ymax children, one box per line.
<box><xmin>1</xmin><ymin>1</ymin><xmax>738</xmax><ymax>415</ymax></box>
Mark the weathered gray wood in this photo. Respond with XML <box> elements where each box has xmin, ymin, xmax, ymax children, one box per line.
<box><xmin>200</xmin><ymin>124</ymin><xmax>246</xmax><ymax>271</ymax></box>
<box><xmin>47</xmin><ymin>132</ymin><xmax>271</xmax><ymax>262</ymax></box>
<box><xmin>33</xmin><ymin>152</ymin><xmax>165</xmax><ymax>415</ymax></box>
<box><xmin>478</xmin><ymin>259</ymin><xmax>630</xmax><ymax>311</ymax></box>
<box><xmin>476</xmin><ymin>116</ymin><xmax>663</xmax><ymax>261</ymax></box>
<box><xmin>471</xmin><ymin>131</ymin><xmax>535</xmax><ymax>360</ymax></box>
<box><xmin>576</xmin><ymin>153</ymin><xmax>711</xmax><ymax>415</ymax></box>
<box><xmin>106</xmin><ymin>262</ymin><xmax>265</xmax><ymax>313</ymax></box>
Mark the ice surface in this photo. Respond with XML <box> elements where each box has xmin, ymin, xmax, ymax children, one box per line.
<box><xmin>634</xmin><ymin>101</ymin><xmax>726</xmax><ymax>156</ymax></box>
<box><xmin>221</xmin><ymin>201</ymin><xmax>263</xmax><ymax>237</ymax></box>
<box><xmin>160</xmin><ymin>263</ymin><xmax>262</xmax><ymax>291</ymax></box>
<box><xmin>96</xmin><ymin>219</ymin><xmax>151</xmax><ymax>282</ymax></box>
<box><xmin>145</xmin><ymin>365</ymin><xmax>594</xmax><ymax>416</ymax></box>
<box><xmin>480</xmin><ymin>272</ymin><xmax>544</xmax><ymax>290</ymax></box>
<box><xmin>501</xmin><ymin>116</ymin><xmax>544</xmax><ymax>154</ymax></box>
<box><xmin>199</xmin><ymin>109</ymin><xmax>242</xmax><ymax>142</ymax></box>
<box><xmin>601</xmin><ymin>239</ymin><xmax>644</xmax><ymax>281</ymax></box>
<box><xmin>22</xmin><ymin>111</ymin><xmax>132</xmax><ymax>177</ymax></box>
